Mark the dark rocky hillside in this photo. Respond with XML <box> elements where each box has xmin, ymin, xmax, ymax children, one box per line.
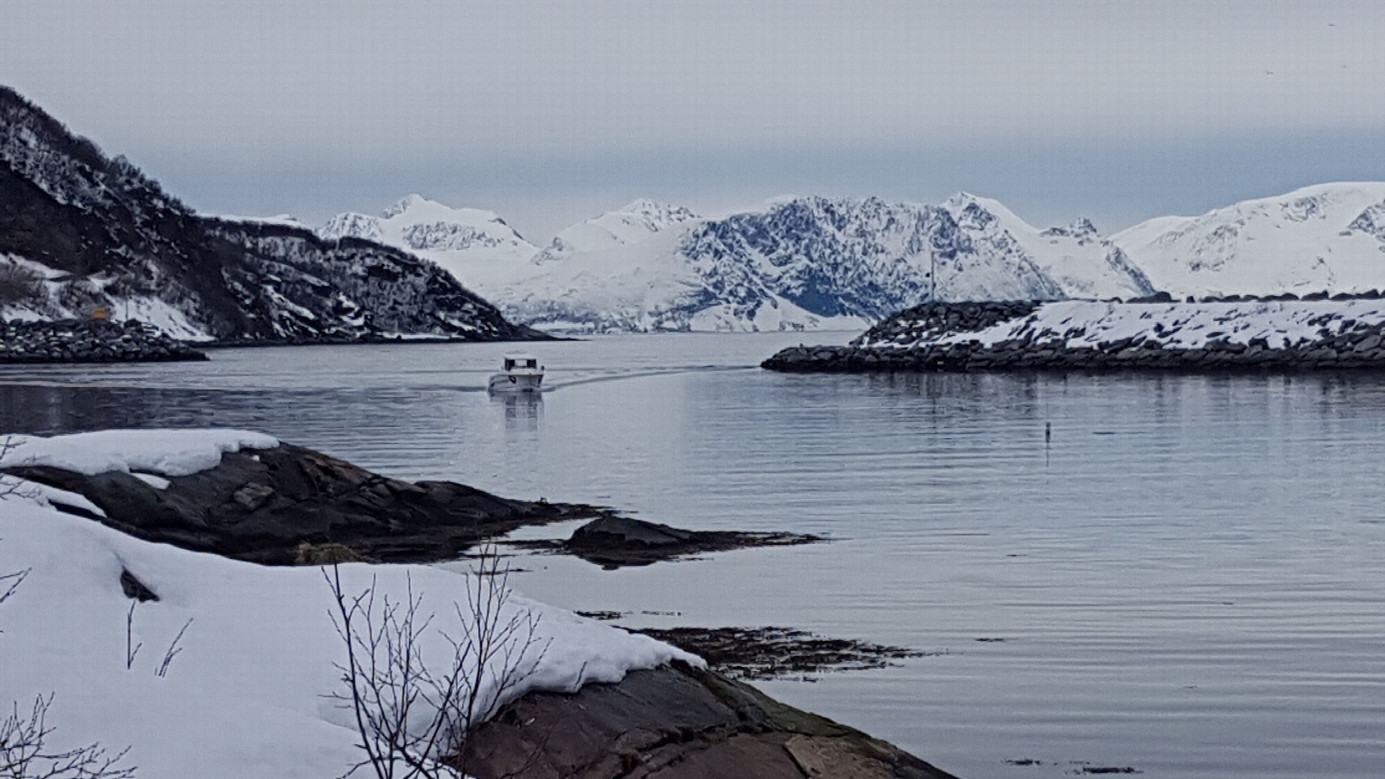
<box><xmin>0</xmin><ymin>86</ymin><xmax>539</xmax><ymax>343</ymax></box>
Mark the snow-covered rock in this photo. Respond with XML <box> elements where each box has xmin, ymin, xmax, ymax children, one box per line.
<box><xmin>1112</xmin><ymin>182</ymin><xmax>1385</xmax><ymax>298</ymax></box>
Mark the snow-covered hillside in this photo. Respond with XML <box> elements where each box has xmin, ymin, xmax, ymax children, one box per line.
<box><xmin>943</xmin><ymin>193</ymin><xmax>1155</xmax><ymax>300</ymax></box>
<box><xmin>533</xmin><ymin>198</ymin><xmax>701</xmax><ymax>262</ymax></box>
<box><xmin>1112</xmin><ymin>182</ymin><xmax>1385</xmax><ymax>298</ymax></box>
<box><xmin>320</xmin><ymin>194</ymin><xmax>540</xmax><ymax>292</ymax></box>
<box><xmin>0</xmin><ymin>429</ymin><xmax>695</xmax><ymax>779</ymax></box>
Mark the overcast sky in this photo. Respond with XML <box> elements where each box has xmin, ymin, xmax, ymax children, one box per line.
<box><xmin>5</xmin><ymin>0</ymin><xmax>1384</xmax><ymax>240</ymax></box>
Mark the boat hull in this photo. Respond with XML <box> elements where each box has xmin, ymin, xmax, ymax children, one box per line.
<box><xmin>488</xmin><ymin>372</ymin><xmax>543</xmax><ymax>393</ymax></box>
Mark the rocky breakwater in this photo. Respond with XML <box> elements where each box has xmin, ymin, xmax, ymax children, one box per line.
<box><xmin>764</xmin><ymin>299</ymin><xmax>1385</xmax><ymax>372</ymax></box>
<box><xmin>0</xmin><ymin>318</ymin><xmax>207</xmax><ymax>363</ymax></box>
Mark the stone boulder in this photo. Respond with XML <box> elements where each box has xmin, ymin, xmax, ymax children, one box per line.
<box><xmin>457</xmin><ymin>662</ymin><xmax>957</xmax><ymax>779</ymax></box>
<box><xmin>560</xmin><ymin>515</ymin><xmax>821</xmax><ymax>568</ymax></box>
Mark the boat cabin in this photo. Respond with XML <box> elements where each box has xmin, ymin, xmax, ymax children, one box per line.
<box><xmin>503</xmin><ymin>354</ymin><xmax>540</xmax><ymax>372</ymax></box>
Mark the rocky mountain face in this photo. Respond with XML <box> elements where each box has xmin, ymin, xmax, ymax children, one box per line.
<box><xmin>679</xmin><ymin>196</ymin><xmax>1065</xmax><ymax>322</ymax></box>
<box><xmin>1112</xmin><ymin>182</ymin><xmax>1385</xmax><ymax>298</ymax></box>
<box><xmin>0</xmin><ymin>86</ymin><xmax>536</xmax><ymax>343</ymax></box>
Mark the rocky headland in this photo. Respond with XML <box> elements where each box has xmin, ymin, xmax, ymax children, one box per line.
<box><xmin>0</xmin><ymin>318</ymin><xmax>208</xmax><ymax>363</ymax></box>
<box><xmin>764</xmin><ymin>297</ymin><xmax>1385</xmax><ymax>373</ymax></box>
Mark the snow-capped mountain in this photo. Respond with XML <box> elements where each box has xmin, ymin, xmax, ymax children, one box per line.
<box><xmin>534</xmin><ymin>198</ymin><xmax>701</xmax><ymax>262</ymax></box>
<box><xmin>491</xmin><ymin>195</ymin><xmax>1156</xmax><ymax>333</ymax></box>
<box><xmin>1112</xmin><ymin>182</ymin><xmax>1385</xmax><ymax>298</ymax></box>
<box><xmin>943</xmin><ymin>193</ymin><xmax>1156</xmax><ymax>300</ymax></box>
<box><xmin>0</xmin><ymin>86</ymin><xmax>538</xmax><ymax>343</ymax></box>
<box><xmin>319</xmin><ymin>194</ymin><xmax>539</xmax><ymax>291</ymax></box>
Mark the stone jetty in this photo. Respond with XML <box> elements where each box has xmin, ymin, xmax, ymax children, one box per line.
<box><xmin>764</xmin><ymin>298</ymin><xmax>1385</xmax><ymax>373</ymax></box>
<box><xmin>0</xmin><ymin>318</ymin><xmax>207</xmax><ymax>363</ymax></box>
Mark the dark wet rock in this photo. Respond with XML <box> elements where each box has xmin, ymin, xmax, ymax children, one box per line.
<box><xmin>633</xmin><ymin>626</ymin><xmax>935</xmax><ymax>681</ymax></box>
<box><xmin>2</xmin><ymin>443</ymin><xmax>602</xmax><ymax>564</ymax></box>
<box><xmin>0</xmin><ymin>318</ymin><xmax>207</xmax><ymax>363</ymax></box>
<box><xmin>119</xmin><ymin>568</ymin><xmax>159</xmax><ymax>602</ymax></box>
<box><xmin>519</xmin><ymin>515</ymin><xmax>823</xmax><ymax>568</ymax></box>
<box><xmin>456</xmin><ymin>662</ymin><xmax>958</xmax><ymax>779</ymax></box>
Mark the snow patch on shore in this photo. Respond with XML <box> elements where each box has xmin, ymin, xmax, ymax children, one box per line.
<box><xmin>0</xmin><ymin>429</ymin><xmax>279</xmax><ymax>477</ymax></box>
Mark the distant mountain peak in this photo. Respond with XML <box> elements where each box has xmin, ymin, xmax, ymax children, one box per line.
<box><xmin>319</xmin><ymin>212</ymin><xmax>382</xmax><ymax>242</ymax></box>
<box><xmin>1041</xmin><ymin>218</ymin><xmax>1099</xmax><ymax>240</ymax></box>
<box><xmin>382</xmin><ymin>193</ymin><xmax>431</xmax><ymax>219</ymax></box>
<box><xmin>606</xmin><ymin>199</ymin><xmax>701</xmax><ymax>227</ymax></box>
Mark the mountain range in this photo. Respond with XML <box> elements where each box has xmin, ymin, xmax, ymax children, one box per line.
<box><xmin>319</xmin><ymin>193</ymin><xmax>1157</xmax><ymax>333</ymax></box>
<box><xmin>5</xmin><ymin>85</ymin><xmax>1385</xmax><ymax>339</ymax></box>
<box><xmin>321</xmin><ymin>181</ymin><xmax>1385</xmax><ymax>333</ymax></box>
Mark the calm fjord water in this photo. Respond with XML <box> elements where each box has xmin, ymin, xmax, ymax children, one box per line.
<box><xmin>3</xmin><ymin>332</ymin><xmax>1384</xmax><ymax>779</ymax></box>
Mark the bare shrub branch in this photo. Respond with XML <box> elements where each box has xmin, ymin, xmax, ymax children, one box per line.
<box><xmin>0</xmin><ymin>262</ymin><xmax>42</xmax><ymax>306</ymax></box>
<box><xmin>0</xmin><ymin>437</ymin><xmax>42</xmax><ymax>506</ymax></box>
<box><xmin>0</xmin><ymin>568</ymin><xmax>28</xmax><ymax>611</ymax></box>
<box><xmin>123</xmin><ymin>604</ymin><xmax>141</xmax><ymax>672</ymax></box>
<box><xmin>324</xmin><ymin>547</ymin><xmax>552</xmax><ymax>779</ymax></box>
<box><xmin>154</xmin><ymin>619</ymin><xmax>193</xmax><ymax>679</ymax></box>
<box><xmin>1</xmin><ymin>547</ymin><xmax>138</xmax><ymax>779</ymax></box>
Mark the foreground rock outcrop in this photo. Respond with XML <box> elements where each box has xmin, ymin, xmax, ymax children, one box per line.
<box><xmin>460</xmin><ymin>662</ymin><xmax>957</xmax><ymax>779</ymax></box>
<box><xmin>1</xmin><ymin>442</ymin><xmax>597</xmax><ymax>563</ymax></box>
<box><xmin>0</xmin><ymin>318</ymin><xmax>207</xmax><ymax>363</ymax></box>
<box><xmin>765</xmin><ymin>298</ymin><xmax>1385</xmax><ymax>372</ymax></box>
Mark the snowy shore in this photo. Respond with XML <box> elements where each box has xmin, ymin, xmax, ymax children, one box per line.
<box><xmin>763</xmin><ymin>299</ymin><xmax>1385</xmax><ymax>372</ymax></box>
<box><xmin>0</xmin><ymin>429</ymin><xmax>952</xmax><ymax>779</ymax></box>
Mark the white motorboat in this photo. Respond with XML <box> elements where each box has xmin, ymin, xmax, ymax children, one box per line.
<box><xmin>488</xmin><ymin>353</ymin><xmax>544</xmax><ymax>393</ymax></box>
